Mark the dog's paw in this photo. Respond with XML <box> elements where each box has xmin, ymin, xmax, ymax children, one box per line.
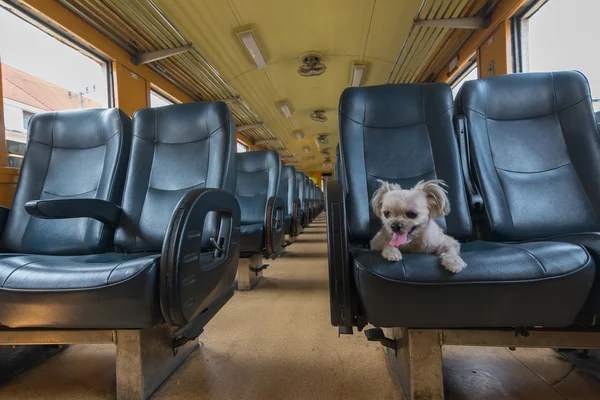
<box><xmin>440</xmin><ymin>253</ymin><xmax>467</xmax><ymax>273</ymax></box>
<box><xmin>382</xmin><ymin>246</ymin><xmax>402</xmax><ymax>262</ymax></box>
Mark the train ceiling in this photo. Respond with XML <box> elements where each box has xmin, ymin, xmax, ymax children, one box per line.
<box><xmin>56</xmin><ymin>0</ymin><xmax>494</xmax><ymax>171</ymax></box>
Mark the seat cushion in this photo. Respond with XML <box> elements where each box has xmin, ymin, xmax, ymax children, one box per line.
<box><xmin>0</xmin><ymin>253</ymin><xmax>161</xmax><ymax>328</ymax></box>
<box><xmin>353</xmin><ymin>241</ymin><xmax>594</xmax><ymax>328</ymax></box>
<box><xmin>240</xmin><ymin>223</ymin><xmax>264</xmax><ymax>255</ymax></box>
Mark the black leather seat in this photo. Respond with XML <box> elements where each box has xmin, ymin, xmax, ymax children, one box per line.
<box><xmin>456</xmin><ymin>71</ymin><xmax>600</xmax><ymax>324</ymax></box>
<box><xmin>328</xmin><ymin>82</ymin><xmax>593</xmax><ymax>330</ymax></box>
<box><xmin>296</xmin><ymin>171</ymin><xmax>307</xmax><ymax>228</ymax></box>
<box><xmin>235</xmin><ymin>150</ymin><xmax>285</xmax><ymax>258</ymax></box>
<box><xmin>0</xmin><ymin>103</ymin><xmax>241</xmax><ymax>337</ymax></box>
<box><xmin>278</xmin><ymin>165</ymin><xmax>298</xmax><ymax>237</ymax></box>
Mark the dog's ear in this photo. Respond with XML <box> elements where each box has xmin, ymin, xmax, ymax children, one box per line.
<box><xmin>414</xmin><ymin>179</ymin><xmax>450</xmax><ymax>218</ymax></box>
<box><xmin>370</xmin><ymin>180</ymin><xmax>401</xmax><ymax>217</ymax></box>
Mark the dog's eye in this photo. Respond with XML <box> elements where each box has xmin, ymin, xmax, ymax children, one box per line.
<box><xmin>406</xmin><ymin>211</ymin><xmax>418</xmax><ymax>219</ymax></box>
<box><xmin>383</xmin><ymin>211</ymin><xmax>390</xmax><ymax>218</ymax></box>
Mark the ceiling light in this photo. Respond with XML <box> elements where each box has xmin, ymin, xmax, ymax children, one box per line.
<box><xmin>303</xmin><ymin>146</ymin><xmax>311</xmax><ymax>153</ymax></box>
<box><xmin>351</xmin><ymin>62</ymin><xmax>367</xmax><ymax>87</ymax></box>
<box><xmin>278</xmin><ymin>101</ymin><xmax>293</xmax><ymax>118</ymax></box>
<box><xmin>294</xmin><ymin>130</ymin><xmax>304</xmax><ymax>141</ymax></box>
<box><xmin>236</xmin><ymin>27</ymin><xmax>267</xmax><ymax>69</ymax></box>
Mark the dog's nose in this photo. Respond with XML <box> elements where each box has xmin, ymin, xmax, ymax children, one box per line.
<box><xmin>391</xmin><ymin>222</ymin><xmax>402</xmax><ymax>233</ymax></box>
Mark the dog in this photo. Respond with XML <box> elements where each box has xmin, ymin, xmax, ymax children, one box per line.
<box><xmin>369</xmin><ymin>179</ymin><xmax>466</xmax><ymax>273</ymax></box>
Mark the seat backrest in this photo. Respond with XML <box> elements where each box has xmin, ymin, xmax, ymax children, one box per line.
<box><xmin>339</xmin><ymin>83</ymin><xmax>472</xmax><ymax>244</ymax></box>
<box><xmin>278</xmin><ymin>165</ymin><xmax>296</xmax><ymax>216</ymax></box>
<box><xmin>3</xmin><ymin>108</ymin><xmax>131</xmax><ymax>254</ymax></box>
<box><xmin>296</xmin><ymin>171</ymin><xmax>305</xmax><ymax>205</ymax></box>
<box><xmin>235</xmin><ymin>150</ymin><xmax>280</xmax><ymax>225</ymax></box>
<box><xmin>457</xmin><ymin>71</ymin><xmax>600</xmax><ymax>240</ymax></box>
<box><xmin>115</xmin><ymin>102</ymin><xmax>236</xmax><ymax>251</ymax></box>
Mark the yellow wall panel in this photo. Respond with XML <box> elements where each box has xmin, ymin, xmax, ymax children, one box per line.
<box><xmin>478</xmin><ymin>20</ymin><xmax>512</xmax><ymax>79</ymax></box>
<box><xmin>113</xmin><ymin>63</ymin><xmax>149</xmax><ymax>117</ymax></box>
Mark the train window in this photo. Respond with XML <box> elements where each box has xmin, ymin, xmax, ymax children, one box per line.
<box><xmin>150</xmin><ymin>90</ymin><xmax>174</xmax><ymax>108</ymax></box>
<box><xmin>451</xmin><ymin>63</ymin><xmax>478</xmax><ymax>98</ymax></box>
<box><xmin>518</xmin><ymin>0</ymin><xmax>600</xmax><ymax>110</ymax></box>
<box><xmin>0</xmin><ymin>5</ymin><xmax>110</xmax><ymax>167</ymax></box>
<box><xmin>236</xmin><ymin>141</ymin><xmax>248</xmax><ymax>153</ymax></box>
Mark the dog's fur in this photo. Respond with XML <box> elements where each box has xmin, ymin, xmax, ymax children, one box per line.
<box><xmin>369</xmin><ymin>179</ymin><xmax>466</xmax><ymax>273</ymax></box>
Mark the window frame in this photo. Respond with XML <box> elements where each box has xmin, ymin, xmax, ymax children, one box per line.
<box><xmin>449</xmin><ymin>59</ymin><xmax>478</xmax><ymax>89</ymax></box>
<box><xmin>0</xmin><ymin>0</ymin><xmax>114</xmax><ymax>107</ymax></box>
<box><xmin>511</xmin><ymin>0</ymin><xmax>552</xmax><ymax>73</ymax></box>
<box><xmin>449</xmin><ymin>58</ymin><xmax>478</xmax><ymax>98</ymax></box>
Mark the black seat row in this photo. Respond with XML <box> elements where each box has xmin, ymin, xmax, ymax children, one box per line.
<box><xmin>0</xmin><ymin>101</ymin><xmax>322</xmax><ymax>398</ymax></box>
<box><xmin>327</xmin><ymin>71</ymin><xmax>600</xmax><ymax>399</ymax></box>
<box><xmin>233</xmin><ymin>150</ymin><xmax>321</xmax><ymax>290</ymax></box>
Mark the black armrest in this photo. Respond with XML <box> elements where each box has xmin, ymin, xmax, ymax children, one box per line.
<box><xmin>303</xmin><ymin>199</ymin><xmax>310</xmax><ymax>226</ymax></box>
<box><xmin>292</xmin><ymin>197</ymin><xmax>303</xmax><ymax>235</ymax></box>
<box><xmin>25</xmin><ymin>199</ymin><xmax>122</xmax><ymax>227</ymax></box>
<box><xmin>326</xmin><ymin>179</ymin><xmax>365</xmax><ymax>334</ymax></box>
<box><xmin>264</xmin><ymin>195</ymin><xmax>285</xmax><ymax>258</ymax></box>
<box><xmin>454</xmin><ymin>115</ymin><xmax>484</xmax><ymax>213</ymax></box>
<box><xmin>160</xmin><ymin>188</ymin><xmax>241</xmax><ymax>340</ymax></box>
<box><xmin>0</xmin><ymin>206</ymin><xmax>10</xmax><ymax>238</ymax></box>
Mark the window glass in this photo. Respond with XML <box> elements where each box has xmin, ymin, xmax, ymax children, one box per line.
<box><xmin>451</xmin><ymin>65</ymin><xmax>478</xmax><ymax>98</ymax></box>
<box><xmin>522</xmin><ymin>0</ymin><xmax>600</xmax><ymax>110</ymax></box>
<box><xmin>0</xmin><ymin>6</ymin><xmax>110</xmax><ymax>167</ymax></box>
<box><xmin>236</xmin><ymin>141</ymin><xmax>248</xmax><ymax>153</ymax></box>
<box><xmin>150</xmin><ymin>90</ymin><xmax>174</xmax><ymax>108</ymax></box>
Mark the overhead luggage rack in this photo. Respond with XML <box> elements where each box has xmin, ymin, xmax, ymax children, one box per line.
<box><xmin>387</xmin><ymin>0</ymin><xmax>497</xmax><ymax>84</ymax></box>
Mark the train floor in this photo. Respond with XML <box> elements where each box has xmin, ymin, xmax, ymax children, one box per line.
<box><xmin>1</xmin><ymin>214</ymin><xmax>600</xmax><ymax>399</ymax></box>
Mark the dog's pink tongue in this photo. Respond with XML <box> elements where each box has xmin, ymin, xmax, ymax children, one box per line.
<box><xmin>389</xmin><ymin>232</ymin><xmax>408</xmax><ymax>247</ymax></box>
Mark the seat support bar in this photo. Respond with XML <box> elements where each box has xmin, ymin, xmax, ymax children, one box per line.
<box><xmin>0</xmin><ymin>324</ymin><xmax>198</xmax><ymax>400</ymax></box>
<box><xmin>236</xmin><ymin>254</ymin><xmax>264</xmax><ymax>290</ymax></box>
<box><xmin>441</xmin><ymin>328</ymin><xmax>600</xmax><ymax>348</ymax></box>
<box><xmin>385</xmin><ymin>327</ymin><xmax>600</xmax><ymax>400</ymax></box>
<box><xmin>0</xmin><ymin>329</ymin><xmax>115</xmax><ymax>345</ymax></box>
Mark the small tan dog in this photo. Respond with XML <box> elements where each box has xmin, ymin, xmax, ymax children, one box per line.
<box><xmin>370</xmin><ymin>179</ymin><xmax>466</xmax><ymax>273</ymax></box>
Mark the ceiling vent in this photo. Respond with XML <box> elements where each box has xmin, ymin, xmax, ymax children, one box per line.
<box><xmin>297</xmin><ymin>52</ymin><xmax>326</xmax><ymax>77</ymax></box>
<box><xmin>315</xmin><ymin>134</ymin><xmax>329</xmax><ymax>145</ymax></box>
<box><xmin>310</xmin><ymin>109</ymin><xmax>327</xmax><ymax>123</ymax></box>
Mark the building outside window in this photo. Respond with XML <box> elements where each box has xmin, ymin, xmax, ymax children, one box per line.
<box><xmin>0</xmin><ymin>6</ymin><xmax>110</xmax><ymax>167</ymax></box>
